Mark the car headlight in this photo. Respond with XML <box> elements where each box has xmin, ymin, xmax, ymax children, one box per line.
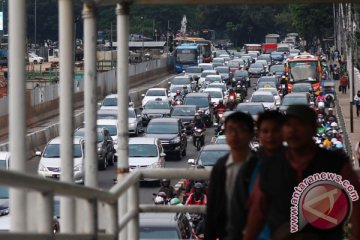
<box><xmin>148</xmin><ymin>161</ymin><xmax>161</xmax><ymax>168</ymax></box>
<box><xmin>129</xmin><ymin>122</ymin><xmax>135</xmax><ymax>126</ymax></box>
<box><xmin>74</xmin><ymin>164</ymin><xmax>82</xmax><ymax>172</ymax></box>
<box><xmin>0</xmin><ymin>207</ymin><xmax>9</xmax><ymax>216</ymax></box>
<box><xmin>170</xmin><ymin>137</ymin><xmax>181</xmax><ymax>144</ymax></box>
<box><xmin>38</xmin><ymin>164</ymin><xmax>48</xmax><ymax>172</ymax></box>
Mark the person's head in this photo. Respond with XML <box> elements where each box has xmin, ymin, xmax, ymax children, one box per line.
<box><xmin>257</xmin><ymin>111</ymin><xmax>284</xmax><ymax>154</ymax></box>
<box><xmin>357</xmin><ymin>90</ymin><xmax>360</xmax><ymax>96</ymax></box>
<box><xmin>224</xmin><ymin>112</ymin><xmax>254</xmax><ymax>151</ymax></box>
<box><xmin>283</xmin><ymin>105</ymin><xmax>317</xmax><ymax>151</ymax></box>
<box><xmin>194</xmin><ymin>112</ymin><xmax>201</xmax><ymax>121</ymax></box>
<box><xmin>170</xmin><ymin>197</ymin><xmax>181</xmax><ymax>205</ymax></box>
<box><xmin>194</xmin><ymin>182</ymin><xmax>204</xmax><ymax>196</ymax></box>
<box><xmin>219</xmin><ymin>100</ymin><xmax>223</xmax><ymax>105</ymax></box>
<box><xmin>176</xmin><ymin>90</ymin><xmax>181</xmax><ymax>95</ymax></box>
<box><xmin>328</xmin><ymin>108</ymin><xmax>334</xmax><ymax>114</ymax></box>
<box><xmin>161</xmin><ymin>179</ymin><xmax>170</xmax><ymax>187</ymax></box>
<box><xmin>183</xmin><ymin>85</ymin><xmax>187</xmax><ymax>90</ymax></box>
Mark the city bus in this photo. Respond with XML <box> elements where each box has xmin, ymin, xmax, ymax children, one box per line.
<box><xmin>285</xmin><ymin>55</ymin><xmax>322</xmax><ymax>94</ymax></box>
<box><xmin>174</xmin><ymin>43</ymin><xmax>202</xmax><ymax>73</ymax></box>
<box><xmin>174</xmin><ymin>37</ymin><xmax>212</xmax><ymax>63</ymax></box>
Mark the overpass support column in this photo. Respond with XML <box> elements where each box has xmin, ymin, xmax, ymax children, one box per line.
<box><xmin>116</xmin><ymin>3</ymin><xmax>130</xmax><ymax>239</ymax></box>
<box><xmin>83</xmin><ymin>2</ymin><xmax>98</xmax><ymax>235</ymax></box>
<box><xmin>59</xmin><ymin>0</ymin><xmax>76</xmax><ymax>233</ymax></box>
<box><xmin>8</xmin><ymin>0</ymin><xmax>27</xmax><ymax>232</ymax></box>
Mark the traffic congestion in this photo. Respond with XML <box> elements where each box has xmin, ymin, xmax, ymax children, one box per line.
<box><xmin>0</xmin><ymin>32</ymin><xmax>356</xmax><ymax>238</ymax></box>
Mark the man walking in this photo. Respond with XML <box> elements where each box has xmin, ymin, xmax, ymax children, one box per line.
<box><xmin>339</xmin><ymin>73</ymin><xmax>349</xmax><ymax>94</ymax></box>
<box><xmin>205</xmin><ymin>111</ymin><xmax>257</xmax><ymax>240</ymax></box>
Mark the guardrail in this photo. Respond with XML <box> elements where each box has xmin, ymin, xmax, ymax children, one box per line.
<box><xmin>335</xmin><ymin>94</ymin><xmax>353</xmax><ymax>158</ymax></box>
<box><xmin>0</xmin><ymin>168</ymin><xmax>209</xmax><ymax>240</ymax></box>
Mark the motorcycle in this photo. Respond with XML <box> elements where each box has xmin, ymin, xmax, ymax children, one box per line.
<box><xmin>214</xmin><ymin>108</ymin><xmax>226</xmax><ymax>125</ymax></box>
<box><xmin>227</xmin><ymin>94</ymin><xmax>236</xmax><ymax>110</ymax></box>
<box><xmin>174</xmin><ymin>98</ymin><xmax>183</xmax><ymax>106</ymax></box>
<box><xmin>192</xmin><ymin>127</ymin><xmax>205</xmax><ymax>151</ymax></box>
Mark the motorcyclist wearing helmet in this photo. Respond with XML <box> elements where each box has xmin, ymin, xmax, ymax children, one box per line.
<box><xmin>185</xmin><ymin>182</ymin><xmax>207</xmax><ymax>205</ymax></box>
<box><xmin>154</xmin><ymin>191</ymin><xmax>168</xmax><ymax>205</ymax></box>
<box><xmin>215</xmin><ymin>100</ymin><xmax>227</xmax><ymax>116</ymax></box>
<box><xmin>181</xmin><ymin>85</ymin><xmax>189</xmax><ymax>97</ymax></box>
<box><xmin>280</xmin><ymin>75</ymin><xmax>288</xmax><ymax>95</ymax></box>
<box><xmin>324</xmin><ymin>108</ymin><xmax>337</xmax><ymax>123</ymax></box>
<box><xmin>316</xmin><ymin>92</ymin><xmax>325</xmax><ymax>104</ymax></box>
<box><xmin>193</xmin><ymin>113</ymin><xmax>206</xmax><ymax>130</ymax></box>
<box><xmin>158</xmin><ymin>179</ymin><xmax>176</xmax><ymax>199</ymax></box>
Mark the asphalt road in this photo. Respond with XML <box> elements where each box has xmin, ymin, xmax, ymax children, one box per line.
<box><xmin>25</xmin><ymin>76</ymin><xmax>259</xmax><ymax>205</ymax></box>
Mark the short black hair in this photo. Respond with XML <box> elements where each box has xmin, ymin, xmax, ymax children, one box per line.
<box><xmin>224</xmin><ymin>111</ymin><xmax>255</xmax><ymax>134</ymax></box>
<box><xmin>257</xmin><ymin>110</ymin><xmax>284</xmax><ymax>129</ymax></box>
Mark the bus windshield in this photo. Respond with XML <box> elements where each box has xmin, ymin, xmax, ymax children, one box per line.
<box><xmin>176</xmin><ymin>49</ymin><xmax>197</xmax><ymax>63</ymax></box>
<box><xmin>289</xmin><ymin>61</ymin><xmax>317</xmax><ymax>82</ymax></box>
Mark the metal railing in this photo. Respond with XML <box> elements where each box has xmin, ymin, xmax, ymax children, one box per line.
<box><xmin>0</xmin><ymin>168</ymin><xmax>209</xmax><ymax>239</ymax></box>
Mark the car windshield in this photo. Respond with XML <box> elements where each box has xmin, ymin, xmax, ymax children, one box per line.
<box><xmin>206</xmin><ymin>91</ymin><xmax>222</xmax><ymax>98</ymax></box>
<box><xmin>282</xmin><ymin>96</ymin><xmax>308</xmax><ymax>106</ymax></box>
<box><xmin>201</xmin><ymin>72</ymin><xmax>214</xmax><ymax>77</ymax></box>
<box><xmin>184</xmin><ymin>97</ymin><xmax>209</xmax><ymax>108</ymax></box>
<box><xmin>292</xmin><ymin>85</ymin><xmax>312</xmax><ymax>92</ymax></box>
<box><xmin>0</xmin><ymin>160</ymin><xmax>8</xmax><ymax>198</ymax></box>
<box><xmin>97</xmin><ymin>113</ymin><xmax>117</xmax><ymax>119</ymax></box>
<box><xmin>129</xmin><ymin>144</ymin><xmax>158</xmax><ymax>157</ymax></box>
<box><xmin>234</xmin><ymin>71</ymin><xmax>248</xmax><ymax>77</ymax></box>
<box><xmin>258</xmin><ymin>56</ymin><xmax>271</xmax><ymax>62</ymax></box>
<box><xmin>186</xmin><ymin>67</ymin><xmax>202</xmax><ymax>74</ymax></box>
<box><xmin>102</xmin><ymin>97</ymin><xmax>117</xmax><ymax>106</ymax></box>
<box><xmin>199</xmin><ymin>150</ymin><xmax>229</xmax><ymax>166</ymax></box>
<box><xmin>209</xmin><ymin>85</ymin><xmax>226</xmax><ymax>92</ymax></box>
<box><xmin>215</xmin><ymin>138</ymin><xmax>227</xmax><ymax>144</ymax></box>
<box><xmin>205</xmin><ymin>76</ymin><xmax>221</xmax><ymax>82</ymax></box>
<box><xmin>270</xmin><ymin>65</ymin><xmax>285</xmax><ymax>72</ymax></box>
<box><xmin>146</xmin><ymin>90</ymin><xmax>166</xmax><ymax>96</ymax></box>
<box><xmin>216</xmin><ymin>68</ymin><xmax>229</xmax><ymax>73</ymax></box>
<box><xmin>128</xmin><ymin>109</ymin><xmax>136</xmax><ymax>118</ymax></box>
<box><xmin>237</xmin><ymin>105</ymin><xmax>264</xmax><ymax>115</ymax></box>
<box><xmin>213</xmin><ymin>59</ymin><xmax>224</xmax><ymax>63</ymax></box>
<box><xmin>43</xmin><ymin>144</ymin><xmax>82</xmax><ymax>158</ymax></box>
<box><xmin>74</xmin><ymin>129</ymin><xmax>104</xmax><ymax>143</ymax></box>
<box><xmin>199</xmin><ymin>65</ymin><xmax>212</xmax><ymax>70</ymax></box>
<box><xmin>147</xmin><ymin>123</ymin><xmax>179</xmax><ymax>134</ymax></box>
<box><xmin>251</xmin><ymin>94</ymin><xmax>274</xmax><ymax>103</ymax></box>
<box><xmin>228</xmin><ymin>62</ymin><xmax>240</xmax><ymax>68</ymax></box>
<box><xmin>97</xmin><ymin>125</ymin><xmax>117</xmax><ymax>136</ymax></box>
<box><xmin>258</xmin><ymin>89</ymin><xmax>277</xmax><ymax>96</ymax></box>
<box><xmin>251</xmin><ymin>63</ymin><xmax>263</xmax><ymax>68</ymax></box>
<box><xmin>0</xmin><ymin>160</ymin><xmax>7</xmax><ymax>169</ymax></box>
<box><xmin>140</xmin><ymin>227</ymin><xmax>180</xmax><ymax>239</ymax></box>
<box><xmin>289</xmin><ymin>61</ymin><xmax>317</xmax><ymax>82</ymax></box>
<box><xmin>144</xmin><ymin>101</ymin><xmax>170</xmax><ymax>110</ymax></box>
<box><xmin>172</xmin><ymin>107</ymin><xmax>196</xmax><ymax>116</ymax></box>
<box><xmin>258</xmin><ymin>78</ymin><xmax>276</xmax><ymax>84</ymax></box>
<box><xmin>258</xmin><ymin>82</ymin><xmax>276</xmax><ymax>88</ymax></box>
<box><xmin>172</xmin><ymin>78</ymin><xmax>190</xmax><ymax>85</ymax></box>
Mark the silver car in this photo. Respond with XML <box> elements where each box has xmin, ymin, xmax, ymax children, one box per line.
<box><xmin>128</xmin><ymin>107</ymin><xmax>143</xmax><ymax>136</ymax></box>
<box><xmin>37</xmin><ymin>136</ymin><xmax>85</xmax><ymax>184</ymax></box>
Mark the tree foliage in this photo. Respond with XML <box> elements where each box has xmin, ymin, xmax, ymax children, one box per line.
<box><xmin>18</xmin><ymin>2</ymin><xmax>335</xmax><ymax>47</ymax></box>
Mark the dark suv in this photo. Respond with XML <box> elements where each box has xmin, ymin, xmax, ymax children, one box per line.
<box><xmin>74</xmin><ymin>127</ymin><xmax>115</xmax><ymax>170</ymax></box>
<box><xmin>184</xmin><ymin>92</ymin><xmax>214</xmax><ymax>127</ymax></box>
<box><xmin>140</xmin><ymin>213</ymin><xmax>192</xmax><ymax>239</ymax></box>
<box><xmin>145</xmin><ymin>118</ymin><xmax>187</xmax><ymax>160</ymax></box>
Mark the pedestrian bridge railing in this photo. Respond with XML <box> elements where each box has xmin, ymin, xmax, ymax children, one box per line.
<box><xmin>0</xmin><ymin>168</ymin><xmax>209</xmax><ymax>240</ymax></box>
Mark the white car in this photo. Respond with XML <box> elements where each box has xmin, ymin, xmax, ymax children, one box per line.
<box><xmin>198</xmin><ymin>70</ymin><xmax>218</xmax><ymax>87</ymax></box>
<box><xmin>204</xmin><ymin>88</ymin><xmax>225</xmax><ymax>106</ymax></box>
<box><xmin>128</xmin><ymin>137</ymin><xmax>166</xmax><ymax>182</ymax></box>
<box><xmin>198</xmin><ymin>63</ymin><xmax>214</xmax><ymax>71</ymax></box>
<box><xmin>28</xmin><ymin>53</ymin><xmax>44</xmax><ymax>64</ymax></box>
<box><xmin>207</xmin><ymin>82</ymin><xmax>228</xmax><ymax>97</ymax></box>
<box><xmin>141</xmin><ymin>88</ymin><xmax>169</xmax><ymax>107</ymax></box>
<box><xmin>168</xmin><ymin>75</ymin><xmax>195</xmax><ymax>91</ymax></box>
<box><xmin>128</xmin><ymin>108</ymin><xmax>143</xmax><ymax>136</ymax></box>
<box><xmin>250</xmin><ymin>91</ymin><xmax>276</xmax><ymax>110</ymax></box>
<box><xmin>256</xmin><ymin>87</ymin><xmax>281</xmax><ymax>106</ymax></box>
<box><xmin>36</xmin><ymin>136</ymin><xmax>85</xmax><ymax>184</ymax></box>
<box><xmin>100</xmin><ymin>94</ymin><xmax>133</xmax><ymax>110</ymax></box>
<box><xmin>96</xmin><ymin>119</ymin><xmax>119</xmax><ymax>149</ymax></box>
<box><xmin>0</xmin><ymin>152</ymin><xmax>10</xmax><ymax>169</ymax></box>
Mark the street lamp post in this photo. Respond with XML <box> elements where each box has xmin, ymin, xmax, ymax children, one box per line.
<box><xmin>141</xmin><ymin>16</ymin><xmax>144</xmax><ymax>61</ymax></box>
<box><xmin>34</xmin><ymin>0</ymin><xmax>37</xmax><ymax>48</ymax></box>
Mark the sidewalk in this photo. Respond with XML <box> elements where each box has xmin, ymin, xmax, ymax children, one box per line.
<box><xmin>335</xmin><ymin>68</ymin><xmax>360</xmax><ymax>169</ymax></box>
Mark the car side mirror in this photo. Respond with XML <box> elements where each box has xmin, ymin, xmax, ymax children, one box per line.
<box><xmin>140</xmin><ymin>107</ymin><xmax>143</xmax><ymax>111</ymax></box>
<box><xmin>246</xmin><ymin>100</ymin><xmax>249</xmax><ymax>103</ymax></box>
<box><xmin>136</xmin><ymin>114</ymin><xmax>141</xmax><ymax>118</ymax></box>
<box><xmin>160</xmin><ymin>153</ymin><xmax>166</xmax><ymax>157</ymax></box>
<box><xmin>141</xmin><ymin>94</ymin><xmax>145</xmax><ymax>97</ymax></box>
<box><xmin>35</xmin><ymin>151</ymin><xmax>42</xmax><ymax>156</ymax></box>
<box><xmin>168</xmin><ymin>81</ymin><xmax>171</xmax><ymax>85</ymax></box>
<box><xmin>97</xmin><ymin>102</ymin><xmax>102</xmax><ymax>107</ymax></box>
<box><xmin>129</xmin><ymin>102</ymin><xmax>134</xmax><ymax>107</ymax></box>
<box><xmin>187</xmin><ymin>159</ymin><xmax>195</xmax><ymax>165</ymax></box>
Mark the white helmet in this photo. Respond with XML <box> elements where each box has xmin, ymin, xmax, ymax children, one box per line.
<box><xmin>154</xmin><ymin>196</ymin><xmax>165</xmax><ymax>205</ymax></box>
<box><xmin>330</xmin><ymin>122</ymin><xmax>338</xmax><ymax>128</ymax></box>
<box><xmin>318</xmin><ymin>101</ymin><xmax>325</xmax><ymax>109</ymax></box>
